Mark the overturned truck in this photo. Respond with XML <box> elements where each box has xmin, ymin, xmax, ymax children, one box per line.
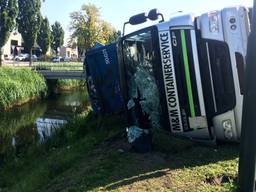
<box><xmin>118</xmin><ymin>6</ymin><xmax>250</xmax><ymax>143</ymax></box>
<box><xmin>85</xmin><ymin>43</ymin><xmax>124</xmax><ymax>114</ymax></box>
<box><xmin>85</xmin><ymin>6</ymin><xmax>250</xmax><ymax>144</ymax></box>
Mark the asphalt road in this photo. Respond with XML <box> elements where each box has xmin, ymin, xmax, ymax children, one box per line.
<box><xmin>3</xmin><ymin>60</ymin><xmax>31</xmax><ymax>67</ymax></box>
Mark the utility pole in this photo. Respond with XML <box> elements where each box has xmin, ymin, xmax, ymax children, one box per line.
<box><xmin>238</xmin><ymin>1</ymin><xmax>256</xmax><ymax>191</ymax></box>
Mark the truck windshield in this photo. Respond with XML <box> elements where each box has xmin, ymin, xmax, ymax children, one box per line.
<box><xmin>121</xmin><ymin>28</ymin><xmax>161</xmax><ymax>129</ymax></box>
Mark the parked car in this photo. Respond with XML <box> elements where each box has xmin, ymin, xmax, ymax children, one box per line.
<box><xmin>33</xmin><ymin>55</ymin><xmax>38</xmax><ymax>61</ymax></box>
<box><xmin>29</xmin><ymin>55</ymin><xmax>38</xmax><ymax>62</ymax></box>
<box><xmin>37</xmin><ymin>55</ymin><xmax>45</xmax><ymax>61</ymax></box>
<box><xmin>20</xmin><ymin>54</ymin><xmax>37</xmax><ymax>62</ymax></box>
<box><xmin>63</xmin><ymin>56</ymin><xmax>71</xmax><ymax>62</ymax></box>
<box><xmin>4</xmin><ymin>55</ymin><xmax>14</xmax><ymax>60</ymax></box>
<box><xmin>51</xmin><ymin>56</ymin><xmax>63</xmax><ymax>62</ymax></box>
<box><xmin>14</xmin><ymin>53</ymin><xmax>29</xmax><ymax>61</ymax></box>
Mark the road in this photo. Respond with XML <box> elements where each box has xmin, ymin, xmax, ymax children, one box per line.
<box><xmin>3</xmin><ymin>60</ymin><xmax>31</xmax><ymax>67</ymax></box>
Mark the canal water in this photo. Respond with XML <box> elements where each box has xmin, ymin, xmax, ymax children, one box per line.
<box><xmin>0</xmin><ymin>89</ymin><xmax>89</xmax><ymax>161</ymax></box>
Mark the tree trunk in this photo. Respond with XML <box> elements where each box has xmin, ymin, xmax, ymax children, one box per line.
<box><xmin>29</xmin><ymin>48</ymin><xmax>32</xmax><ymax>67</ymax></box>
<box><xmin>0</xmin><ymin>48</ymin><xmax>2</xmax><ymax>67</ymax></box>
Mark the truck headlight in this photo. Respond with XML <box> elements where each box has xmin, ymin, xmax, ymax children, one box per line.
<box><xmin>209</xmin><ymin>13</ymin><xmax>219</xmax><ymax>32</ymax></box>
<box><xmin>222</xmin><ymin>119</ymin><xmax>233</xmax><ymax>139</ymax></box>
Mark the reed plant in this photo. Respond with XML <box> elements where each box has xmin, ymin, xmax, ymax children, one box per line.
<box><xmin>0</xmin><ymin>67</ymin><xmax>47</xmax><ymax>110</ymax></box>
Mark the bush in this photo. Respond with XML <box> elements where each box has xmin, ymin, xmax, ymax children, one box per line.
<box><xmin>0</xmin><ymin>67</ymin><xmax>47</xmax><ymax>110</ymax></box>
<box><xmin>56</xmin><ymin>79</ymin><xmax>85</xmax><ymax>90</ymax></box>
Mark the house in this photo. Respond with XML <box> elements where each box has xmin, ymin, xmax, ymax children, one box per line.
<box><xmin>60</xmin><ymin>46</ymin><xmax>78</xmax><ymax>59</ymax></box>
<box><xmin>2</xmin><ymin>31</ymin><xmax>23</xmax><ymax>59</ymax></box>
<box><xmin>1</xmin><ymin>31</ymin><xmax>46</xmax><ymax>61</ymax></box>
<box><xmin>1</xmin><ymin>31</ymin><xmax>79</xmax><ymax>61</ymax></box>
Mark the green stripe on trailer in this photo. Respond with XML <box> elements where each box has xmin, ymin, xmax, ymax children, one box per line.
<box><xmin>180</xmin><ymin>30</ymin><xmax>196</xmax><ymax>117</ymax></box>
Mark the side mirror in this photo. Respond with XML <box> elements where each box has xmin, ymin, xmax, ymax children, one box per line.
<box><xmin>122</xmin><ymin>10</ymin><xmax>165</xmax><ymax>36</ymax></box>
<box><xmin>129</xmin><ymin>13</ymin><xmax>147</xmax><ymax>25</ymax></box>
<box><xmin>123</xmin><ymin>12</ymin><xmax>147</xmax><ymax>36</ymax></box>
<box><xmin>148</xmin><ymin>9</ymin><xmax>159</xmax><ymax>21</ymax></box>
<box><xmin>148</xmin><ymin>8</ymin><xmax>164</xmax><ymax>22</ymax></box>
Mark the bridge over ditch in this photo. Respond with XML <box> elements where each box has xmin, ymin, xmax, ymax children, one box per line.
<box><xmin>37</xmin><ymin>70</ymin><xmax>86</xmax><ymax>80</ymax></box>
<box><xmin>33</xmin><ymin>63</ymin><xmax>86</xmax><ymax>80</ymax></box>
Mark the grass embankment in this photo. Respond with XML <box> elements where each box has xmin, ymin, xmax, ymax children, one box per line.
<box><xmin>0</xmin><ymin>67</ymin><xmax>47</xmax><ymax>110</ymax></box>
<box><xmin>57</xmin><ymin>79</ymin><xmax>86</xmax><ymax>91</ymax></box>
<box><xmin>0</xmin><ymin>110</ymin><xmax>239</xmax><ymax>192</ymax></box>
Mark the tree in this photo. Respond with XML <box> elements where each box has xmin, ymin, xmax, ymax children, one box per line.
<box><xmin>37</xmin><ymin>17</ymin><xmax>51</xmax><ymax>58</ymax></box>
<box><xmin>69</xmin><ymin>4</ymin><xmax>117</xmax><ymax>57</ymax></box>
<box><xmin>107</xmin><ymin>30</ymin><xmax>121</xmax><ymax>44</ymax></box>
<box><xmin>16</xmin><ymin>0</ymin><xmax>41</xmax><ymax>66</ymax></box>
<box><xmin>0</xmin><ymin>0</ymin><xmax>18</xmax><ymax>66</ymax></box>
<box><xmin>99</xmin><ymin>21</ymin><xmax>119</xmax><ymax>44</ymax></box>
<box><xmin>51</xmin><ymin>21</ymin><xmax>64</xmax><ymax>55</ymax></box>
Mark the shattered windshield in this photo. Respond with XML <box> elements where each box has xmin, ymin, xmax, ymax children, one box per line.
<box><xmin>122</xmin><ymin>28</ymin><xmax>161</xmax><ymax>129</ymax></box>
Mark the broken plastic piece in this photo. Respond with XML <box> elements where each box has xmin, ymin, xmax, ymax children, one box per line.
<box><xmin>127</xmin><ymin>126</ymin><xmax>149</xmax><ymax>143</ymax></box>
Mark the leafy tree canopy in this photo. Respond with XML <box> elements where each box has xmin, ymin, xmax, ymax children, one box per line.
<box><xmin>16</xmin><ymin>0</ymin><xmax>41</xmax><ymax>52</ymax></box>
<box><xmin>0</xmin><ymin>0</ymin><xmax>18</xmax><ymax>47</ymax></box>
<box><xmin>37</xmin><ymin>17</ymin><xmax>51</xmax><ymax>55</ymax></box>
<box><xmin>0</xmin><ymin>0</ymin><xmax>18</xmax><ymax>66</ymax></box>
<box><xmin>69</xmin><ymin>3</ymin><xmax>118</xmax><ymax>56</ymax></box>
<box><xmin>51</xmin><ymin>21</ymin><xmax>64</xmax><ymax>54</ymax></box>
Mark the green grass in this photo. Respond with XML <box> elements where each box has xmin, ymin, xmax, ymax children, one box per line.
<box><xmin>33</xmin><ymin>62</ymin><xmax>83</xmax><ymax>71</ymax></box>
<box><xmin>0</xmin><ymin>67</ymin><xmax>47</xmax><ymax>110</ymax></box>
<box><xmin>0</xmin><ymin>110</ymin><xmax>127</xmax><ymax>192</ymax></box>
<box><xmin>0</xmin><ymin>111</ymin><xmax>240</xmax><ymax>192</ymax></box>
<box><xmin>56</xmin><ymin>79</ymin><xmax>86</xmax><ymax>90</ymax></box>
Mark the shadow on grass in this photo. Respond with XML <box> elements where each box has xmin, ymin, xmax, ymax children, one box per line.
<box><xmin>44</xmin><ymin>126</ymin><xmax>239</xmax><ymax>192</ymax></box>
<box><xmin>87</xmin><ymin>143</ymin><xmax>238</xmax><ymax>192</ymax></box>
<box><xmin>104</xmin><ymin>169</ymin><xmax>169</xmax><ymax>190</ymax></box>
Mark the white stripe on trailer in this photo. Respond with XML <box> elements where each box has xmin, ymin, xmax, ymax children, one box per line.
<box><xmin>190</xmin><ymin>30</ymin><xmax>206</xmax><ymax>116</ymax></box>
<box><xmin>206</xmin><ymin>42</ymin><xmax>217</xmax><ymax>112</ymax></box>
<box><xmin>158</xmin><ymin>30</ymin><xmax>183</xmax><ymax>133</ymax></box>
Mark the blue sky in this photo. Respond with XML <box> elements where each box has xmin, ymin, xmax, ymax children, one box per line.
<box><xmin>41</xmin><ymin>0</ymin><xmax>253</xmax><ymax>45</ymax></box>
